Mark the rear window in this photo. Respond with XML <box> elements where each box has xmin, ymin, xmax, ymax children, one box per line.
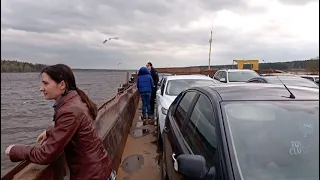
<box><xmin>228</xmin><ymin>71</ymin><xmax>260</xmax><ymax>82</ymax></box>
<box><xmin>166</xmin><ymin>79</ymin><xmax>215</xmax><ymax>96</ymax></box>
<box><xmin>301</xmin><ymin>76</ymin><xmax>315</xmax><ymax>81</ymax></box>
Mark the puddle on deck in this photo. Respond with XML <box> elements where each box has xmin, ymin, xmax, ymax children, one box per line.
<box><xmin>135</xmin><ymin>120</ymin><xmax>156</xmax><ymax>127</ymax></box>
<box><xmin>120</xmin><ymin>154</ymin><xmax>145</xmax><ymax>174</ymax></box>
<box><xmin>129</xmin><ymin>128</ymin><xmax>150</xmax><ymax>138</ymax></box>
<box><xmin>135</xmin><ymin>121</ymin><xmax>148</xmax><ymax>127</ymax></box>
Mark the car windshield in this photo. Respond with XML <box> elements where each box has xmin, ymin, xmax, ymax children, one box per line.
<box><xmin>267</xmin><ymin>77</ymin><xmax>319</xmax><ymax>88</ymax></box>
<box><xmin>228</xmin><ymin>71</ymin><xmax>260</xmax><ymax>82</ymax></box>
<box><xmin>165</xmin><ymin>79</ymin><xmax>214</xmax><ymax>96</ymax></box>
<box><xmin>222</xmin><ymin>101</ymin><xmax>319</xmax><ymax>180</ymax></box>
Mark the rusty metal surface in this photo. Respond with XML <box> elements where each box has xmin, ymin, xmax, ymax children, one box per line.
<box><xmin>1</xmin><ymin>84</ymin><xmax>139</xmax><ymax>180</ymax></box>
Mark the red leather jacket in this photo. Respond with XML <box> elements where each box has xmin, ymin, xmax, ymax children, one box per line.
<box><xmin>8</xmin><ymin>91</ymin><xmax>113</xmax><ymax>180</ymax></box>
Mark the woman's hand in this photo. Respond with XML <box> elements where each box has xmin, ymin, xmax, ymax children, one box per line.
<box><xmin>5</xmin><ymin>145</ymin><xmax>15</xmax><ymax>155</ymax></box>
<box><xmin>37</xmin><ymin>130</ymin><xmax>47</xmax><ymax>145</ymax></box>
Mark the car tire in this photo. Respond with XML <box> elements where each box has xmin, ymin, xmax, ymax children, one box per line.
<box><xmin>156</xmin><ymin>116</ymin><xmax>163</xmax><ymax>153</ymax></box>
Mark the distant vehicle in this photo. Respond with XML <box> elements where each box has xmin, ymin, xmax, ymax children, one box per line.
<box><xmin>213</xmin><ymin>69</ymin><xmax>260</xmax><ymax>83</ymax></box>
<box><xmin>300</xmin><ymin>75</ymin><xmax>319</xmax><ymax>83</ymax></box>
<box><xmin>155</xmin><ymin>75</ymin><xmax>215</xmax><ymax>139</ymax></box>
<box><xmin>247</xmin><ymin>76</ymin><xmax>319</xmax><ymax>88</ymax></box>
<box><xmin>160</xmin><ymin>83</ymin><xmax>319</xmax><ymax>180</ymax></box>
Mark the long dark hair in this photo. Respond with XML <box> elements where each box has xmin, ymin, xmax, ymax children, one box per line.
<box><xmin>41</xmin><ymin>64</ymin><xmax>98</xmax><ymax>119</ymax></box>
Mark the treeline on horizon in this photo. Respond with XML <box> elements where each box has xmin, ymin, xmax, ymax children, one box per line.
<box><xmin>1</xmin><ymin>58</ymin><xmax>319</xmax><ymax>73</ymax></box>
<box><xmin>1</xmin><ymin>60</ymin><xmax>47</xmax><ymax>73</ymax></box>
<box><xmin>1</xmin><ymin>60</ymin><xmax>136</xmax><ymax>73</ymax></box>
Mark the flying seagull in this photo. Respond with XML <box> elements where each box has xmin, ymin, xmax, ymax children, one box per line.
<box><xmin>102</xmin><ymin>37</ymin><xmax>119</xmax><ymax>44</ymax></box>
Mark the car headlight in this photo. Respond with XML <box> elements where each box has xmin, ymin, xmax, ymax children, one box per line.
<box><xmin>161</xmin><ymin>107</ymin><xmax>168</xmax><ymax>115</ymax></box>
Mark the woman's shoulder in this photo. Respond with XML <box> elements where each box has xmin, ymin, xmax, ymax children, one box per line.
<box><xmin>56</xmin><ymin>97</ymin><xmax>88</xmax><ymax>117</ymax></box>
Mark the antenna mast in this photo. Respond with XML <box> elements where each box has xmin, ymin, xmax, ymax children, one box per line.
<box><xmin>208</xmin><ymin>31</ymin><xmax>213</xmax><ymax>70</ymax></box>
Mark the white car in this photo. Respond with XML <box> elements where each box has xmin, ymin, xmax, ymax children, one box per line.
<box><xmin>213</xmin><ymin>69</ymin><xmax>260</xmax><ymax>83</ymax></box>
<box><xmin>300</xmin><ymin>75</ymin><xmax>319</xmax><ymax>83</ymax></box>
<box><xmin>155</xmin><ymin>75</ymin><xmax>216</xmax><ymax>137</ymax></box>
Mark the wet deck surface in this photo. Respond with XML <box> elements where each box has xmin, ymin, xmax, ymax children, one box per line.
<box><xmin>116</xmin><ymin>101</ymin><xmax>161</xmax><ymax>180</ymax></box>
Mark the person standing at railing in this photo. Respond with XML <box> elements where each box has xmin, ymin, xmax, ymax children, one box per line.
<box><xmin>4</xmin><ymin>64</ymin><xmax>116</xmax><ymax>180</ymax></box>
<box><xmin>146</xmin><ymin>62</ymin><xmax>159</xmax><ymax>116</ymax></box>
<box><xmin>137</xmin><ymin>66</ymin><xmax>154</xmax><ymax>120</ymax></box>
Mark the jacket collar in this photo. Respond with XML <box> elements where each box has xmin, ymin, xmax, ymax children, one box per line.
<box><xmin>53</xmin><ymin>90</ymin><xmax>78</xmax><ymax>110</ymax></box>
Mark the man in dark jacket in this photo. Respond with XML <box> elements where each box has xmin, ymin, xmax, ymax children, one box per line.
<box><xmin>137</xmin><ymin>66</ymin><xmax>154</xmax><ymax>119</ymax></box>
<box><xmin>146</xmin><ymin>62</ymin><xmax>159</xmax><ymax>116</ymax></box>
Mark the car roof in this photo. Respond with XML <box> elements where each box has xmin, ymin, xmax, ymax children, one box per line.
<box><xmin>261</xmin><ymin>73</ymin><xmax>300</xmax><ymax>76</ymax></box>
<box><xmin>166</xmin><ymin>74</ymin><xmax>213</xmax><ymax>81</ymax></box>
<box><xmin>158</xmin><ymin>73</ymin><xmax>172</xmax><ymax>76</ymax></box>
<box><xmin>217</xmin><ymin>69</ymin><xmax>256</xmax><ymax>72</ymax></box>
<box><xmin>203</xmin><ymin>83</ymin><xmax>319</xmax><ymax>101</ymax></box>
<box><xmin>260</xmin><ymin>76</ymin><xmax>307</xmax><ymax>80</ymax></box>
<box><xmin>300</xmin><ymin>75</ymin><xmax>319</xmax><ymax>77</ymax></box>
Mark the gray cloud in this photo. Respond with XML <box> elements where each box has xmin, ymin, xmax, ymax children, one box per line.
<box><xmin>1</xmin><ymin>0</ymin><xmax>319</xmax><ymax>69</ymax></box>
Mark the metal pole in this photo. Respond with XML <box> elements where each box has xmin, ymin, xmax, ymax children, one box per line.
<box><xmin>208</xmin><ymin>31</ymin><xmax>213</xmax><ymax>70</ymax></box>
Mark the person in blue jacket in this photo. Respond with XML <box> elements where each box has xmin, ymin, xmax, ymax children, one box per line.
<box><xmin>137</xmin><ymin>67</ymin><xmax>154</xmax><ymax>120</ymax></box>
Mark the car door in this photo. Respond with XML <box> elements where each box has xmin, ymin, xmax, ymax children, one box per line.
<box><xmin>163</xmin><ymin>91</ymin><xmax>198</xmax><ymax>180</ymax></box>
<box><xmin>181</xmin><ymin>93</ymin><xmax>225</xmax><ymax>179</ymax></box>
<box><xmin>156</xmin><ymin>78</ymin><xmax>167</xmax><ymax>119</ymax></box>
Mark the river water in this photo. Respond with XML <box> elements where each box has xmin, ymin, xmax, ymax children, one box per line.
<box><xmin>1</xmin><ymin>71</ymin><xmax>130</xmax><ymax>176</ymax></box>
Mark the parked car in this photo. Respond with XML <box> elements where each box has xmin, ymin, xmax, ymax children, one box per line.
<box><xmin>300</xmin><ymin>75</ymin><xmax>319</xmax><ymax>83</ymax></box>
<box><xmin>247</xmin><ymin>76</ymin><xmax>319</xmax><ymax>88</ymax></box>
<box><xmin>155</xmin><ymin>75</ymin><xmax>215</xmax><ymax>138</ymax></box>
<box><xmin>160</xmin><ymin>83</ymin><xmax>319</xmax><ymax>180</ymax></box>
<box><xmin>213</xmin><ymin>69</ymin><xmax>260</xmax><ymax>83</ymax></box>
<box><xmin>158</xmin><ymin>73</ymin><xmax>173</xmax><ymax>88</ymax></box>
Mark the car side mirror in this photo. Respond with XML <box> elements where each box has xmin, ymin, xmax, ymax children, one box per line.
<box><xmin>219</xmin><ymin>78</ymin><xmax>227</xmax><ymax>83</ymax></box>
<box><xmin>177</xmin><ymin>154</ymin><xmax>215</xmax><ymax>179</ymax></box>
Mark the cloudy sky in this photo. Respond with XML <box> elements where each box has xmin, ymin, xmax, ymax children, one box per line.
<box><xmin>1</xmin><ymin>0</ymin><xmax>319</xmax><ymax>69</ymax></box>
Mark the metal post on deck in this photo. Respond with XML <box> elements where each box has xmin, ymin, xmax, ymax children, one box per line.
<box><xmin>208</xmin><ymin>31</ymin><xmax>213</xmax><ymax>70</ymax></box>
<box><xmin>126</xmin><ymin>72</ymin><xmax>129</xmax><ymax>83</ymax></box>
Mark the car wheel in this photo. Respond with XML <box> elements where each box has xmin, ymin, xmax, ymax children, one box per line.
<box><xmin>156</xmin><ymin>116</ymin><xmax>163</xmax><ymax>153</ymax></box>
<box><xmin>160</xmin><ymin>150</ymin><xmax>168</xmax><ymax>180</ymax></box>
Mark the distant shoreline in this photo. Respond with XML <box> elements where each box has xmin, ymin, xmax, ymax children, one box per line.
<box><xmin>1</xmin><ymin>60</ymin><xmax>138</xmax><ymax>73</ymax></box>
<box><xmin>2</xmin><ymin>59</ymin><xmax>318</xmax><ymax>73</ymax></box>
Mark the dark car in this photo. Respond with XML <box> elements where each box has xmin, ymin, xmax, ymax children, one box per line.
<box><xmin>247</xmin><ymin>76</ymin><xmax>319</xmax><ymax>88</ymax></box>
<box><xmin>159</xmin><ymin>83</ymin><xmax>319</xmax><ymax>180</ymax></box>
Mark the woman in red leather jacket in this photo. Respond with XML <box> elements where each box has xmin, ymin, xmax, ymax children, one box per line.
<box><xmin>5</xmin><ymin>64</ymin><xmax>115</xmax><ymax>180</ymax></box>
